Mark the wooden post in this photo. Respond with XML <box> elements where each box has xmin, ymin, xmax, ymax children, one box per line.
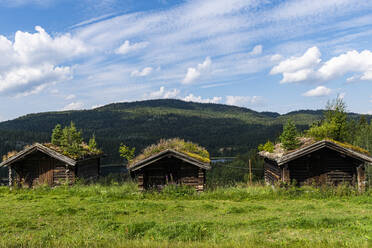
<box><xmin>8</xmin><ymin>166</ymin><xmax>12</xmax><ymax>187</ymax></box>
<box><xmin>357</xmin><ymin>165</ymin><xmax>366</xmax><ymax>193</ymax></box>
<box><xmin>138</xmin><ymin>173</ymin><xmax>144</xmax><ymax>191</ymax></box>
<box><xmin>249</xmin><ymin>159</ymin><xmax>252</xmax><ymax>185</ymax></box>
<box><xmin>197</xmin><ymin>168</ymin><xmax>204</xmax><ymax>192</ymax></box>
<box><xmin>282</xmin><ymin>165</ymin><xmax>290</xmax><ymax>184</ymax></box>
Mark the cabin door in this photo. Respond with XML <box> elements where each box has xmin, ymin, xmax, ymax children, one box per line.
<box><xmin>37</xmin><ymin>160</ymin><xmax>54</xmax><ymax>186</ymax></box>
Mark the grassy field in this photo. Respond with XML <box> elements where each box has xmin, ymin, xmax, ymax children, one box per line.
<box><xmin>0</xmin><ymin>183</ymin><xmax>371</xmax><ymax>248</ymax></box>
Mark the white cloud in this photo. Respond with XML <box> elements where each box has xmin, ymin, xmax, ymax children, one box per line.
<box><xmin>183</xmin><ymin>94</ymin><xmax>222</xmax><ymax>104</ymax></box>
<box><xmin>65</xmin><ymin>94</ymin><xmax>76</xmax><ymax>100</ymax></box>
<box><xmin>249</xmin><ymin>45</ymin><xmax>263</xmax><ymax>55</ymax></box>
<box><xmin>62</xmin><ymin>102</ymin><xmax>84</xmax><ymax>111</ymax></box>
<box><xmin>183</xmin><ymin>57</ymin><xmax>211</xmax><ymax>84</ymax></box>
<box><xmin>318</xmin><ymin>50</ymin><xmax>372</xmax><ymax>81</ymax></box>
<box><xmin>271</xmin><ymin>47</ymin><xmax>372</xmax><ymax>83</ymax></box>
<box><xmin>131</xmin><ymin>67</ymin><xmax>153</xmax><ymax>77</ymax></box>
<box><xmin>0</xmin><ymin>64</ymin><xmax>72</xmax><ymax>95</ymax></box>
<box><xmin>270</xmin><ymin>46</ymin><xmax>321</xmax><ymax>83</ymax></box>
<box><xmin>270</xmin><ymin>54</ymin><xmax>282</xmax><ymax>62</ymax></box>
<box><xmin>0</xmin><ymin>26</ymin><xmax>86</xmax><ymax>95</ymax></box>
<box><xmin>303</xmin><ymin>86</ymin><xmax>332</xmax><ymax>97</ymax></box>
<box><xmin>115</xmin><ymin>40</ymin><xmax>149</xmax><ymax>55</ymax></box>
<box><xmin>225</xmin><ymin>95</ymin><xmax>264</xmax><ymax>106</ymax></box>
<box><xmin>91</xmin><ymin>104</ymin><xmax>104</xmax><ymax>109</ymax></box>
<box><xmin>147</xmin><ymin>86</ymin><xmax>180</xmax><ymax>99</ymax></box>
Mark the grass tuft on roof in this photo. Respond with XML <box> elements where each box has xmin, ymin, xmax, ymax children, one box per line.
<box><xmin>129</xmin><ymin>138</ymin><xmax>210</xmax><ymax>167</ymax></box>
<box><xmin>2</xmin><ymin>143</ymin><xmax>103</xmax><ymax>162</ymax></box>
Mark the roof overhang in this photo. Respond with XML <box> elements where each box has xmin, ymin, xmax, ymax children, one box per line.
<box><xmin>128</xmin><ymin>149</ymin><xmax>211</xmax><ymax>172</ymax></box>
<box><xmin>276</xmin><ymin>140</ymin><xmax>372</xmax><ymax>166</ymax></box>
<box><xmin>0</xmin><ymin>143</ymin><xmax>77</xmax><ymax>167</ymax></box>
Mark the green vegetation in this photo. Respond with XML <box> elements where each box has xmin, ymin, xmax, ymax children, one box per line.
<box><xmin>129</xmin><ymin>138</ymin><xmax>210</xmax><ymax>166</ymax></box>
<box><xmin>48</xmin><ymin>122</ymin><xmax>102</xmax><ymax>159</ymax></box>
<box><xmin>0</xmin><ymin>183</ymin><xmax>371</xmax><ymax>248</ymax></box>
<box><xmin>258</xmin><ymin>141</ymin><xmax>275</xmax><ymax>153</ymax></box>
<box><xmin>119</xmin><ymin>144</ymin><xmax>135</xmax><ymax>162</ymax></box>
<box><xmin>0</xmin><ymin>99</ymin><xmax>370</xmax><ymax>163</ymax></box>
<box><xmin>280</xmin><ymin>120</ymin><xmax>300</xmax><ymax>151</ymax></box>
<box><xmin>307</xmin><ymin>97</ymin><xmax>350</xmax><ymax>142</ymax></box>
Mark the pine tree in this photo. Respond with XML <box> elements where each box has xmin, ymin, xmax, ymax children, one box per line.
<box><xmin>280</xmin><ymin>120</ymin><xmax>300</xmax><ymax>150</ymax></box>
<box><xmin>51</xmin><ymin>124</ymin><xmax>63</xmax><ymax>146</ymax></box>
<box><xmin>89</xmin><ymin>134</ymin><xmax>97</xmax><ymax>150</ymax></box>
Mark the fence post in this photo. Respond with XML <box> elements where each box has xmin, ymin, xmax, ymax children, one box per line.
<box><xmin>249</xmin><ymin>159</ymin><xmax>252</xmax><ymax>185</ymax></box>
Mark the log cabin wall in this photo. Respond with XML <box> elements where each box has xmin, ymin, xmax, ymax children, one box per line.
<box><xmin>11</xmin><ymin>151</ymin><xmax>58</xmax><ymax>187</ymax></box>
<box><xmin>287</xmin><ymin>148</ymin><xmax>362</xmax><ymax>186</ymax></box>
<box><xmin>138</xmin><ymin>157</ymin><xmax>205</xmax><ymax>191</ymax></box>
<box><xmin>264</xmin><ymin>159</ymin><xmax>282</xmax><ymax>185</ymax></box>
<box><xmin>76</xmin><ymin>158</ymin><xmax>100</xmax><ymax>180</ymax></box>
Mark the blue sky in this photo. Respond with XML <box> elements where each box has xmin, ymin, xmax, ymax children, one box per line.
<box><xmin>0</xmin><ymin>0</ymin><xmax>372</xmax><ymax>121</ymax></box>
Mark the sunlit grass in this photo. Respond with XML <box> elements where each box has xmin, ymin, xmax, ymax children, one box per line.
<box><xmin>0</xmin><ymin>183</ymin><xmax>371</xmax><ymax>247</ymax></box>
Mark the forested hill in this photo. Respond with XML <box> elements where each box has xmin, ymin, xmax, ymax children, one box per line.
<box><xmin>0</xmin><ymin>99</ymin><xmax>370</xmax><ymax>164</ymax></box>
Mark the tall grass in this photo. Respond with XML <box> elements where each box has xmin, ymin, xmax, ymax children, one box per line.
<box><xmin>0</xmin><ymin>183</ymin><xmax>371</xmax><ymax>248</ymax></box>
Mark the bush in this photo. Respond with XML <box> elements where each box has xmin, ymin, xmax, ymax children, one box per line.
<box><xmin>280</xmin><ymin>120</ymin><xmax>300</xmax><ymax>151</ymax></box>
<box><xmin>258</xmin><ymin>141</ymin><xmax>274</xmax><ymax>153</ymax></box>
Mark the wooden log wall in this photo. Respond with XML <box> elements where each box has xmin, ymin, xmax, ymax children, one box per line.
<box><xmin>264</xmin><ymin>159</ymin><xmax>281</xmax><ymax>185</ymax></box>
<box><xmin>288</xmin><ymin>148</ymin><xmax>362</xmax><ymax>186</ymax></box>
<box><xmin>139</xmin><ymin>157</ymin><xmax>206</xmax><ymax>191</ymax></box>
<box><xmin>76</xmin><ymin>158</ymin><xmax>100</xmax><ymax>180</ymax></box>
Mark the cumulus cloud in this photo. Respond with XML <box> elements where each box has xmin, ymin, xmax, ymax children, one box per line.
<box><xmin>62</xmin><ymin>101</ymin><xmax>84</xmax><ymax>111</ymax></box>
<box><xmin>271</xmin><ymin>47</ymin><xmax>372</xmax><ymax>83</ymax></box>
<box><xmin>270</xmin><ymin>46</ymin><xmax>321</xmax><ymax>83</ymax></box>
<box><xmin>249</xmin><ymin>45</ymin><xmax>263</xmax><ymax>55</ymax></box>
<box><xmin>65</xmin><ymin>94</ymin><xmax>76</xmax><ymax>100</ymax></box>
<box><xmin>0</xmin><ymin>64</ymin><xmax>72</xmax><ymax>95</ymax></box>
<box><xmin>183</xmin><ymin>57</ymin><xmax>211</xmax><ymax>84</ymax></box>
<box><xmin>303</xmin><ymin>86</ymin><xmax>332</xmax><ymax>97</ymax></box>
<box><xmin>0</xmin><ymin>26</ymin><xmax>86</xmax><ymax>95</ymax></box>
<box><xmin>131</xmin><ymin>67</ymin><xmax>153</xmax><ymax>77</ymax></box>
<box><xmin>147</xmin><ymin>86</ymin><xmax>180</xmax><ymax>99</ymax></box>
<box><xmin>183</xmin><ymin>94</ymin><xmax>222</xmax><ymax>103</ymax></box>
<box><xmin>225</xmin><ymin>95</ymin><xmax>264</xmax><ymax>106</ymax></box>
<box><xmin>115</xmin><ymin>40</ymin><xmax>149</xmax><ymax>55</ymax></box>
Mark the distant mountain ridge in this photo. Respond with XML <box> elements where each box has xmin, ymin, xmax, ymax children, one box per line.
<box><xmin>0</xmin><ymin>99</ymin><xmax>370</xmax><ymax>164</ymax></box>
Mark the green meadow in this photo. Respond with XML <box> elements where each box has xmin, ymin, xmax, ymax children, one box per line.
<box><xmin>0</xmin><ymin>183</ymin><xmax>371</xmax><ymax>248</ymax></box>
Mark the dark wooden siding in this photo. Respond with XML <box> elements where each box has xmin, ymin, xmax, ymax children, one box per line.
<box><xmin>11</xmin><ymin>151</ymin><xmax>56</xmax><ymax>187</ymax></box>
<box><xmin>10</xmin><ymin>152</ymin><xmax>100</xmax><ymax>187</ymax></box>
<box><xmin>264</xmin><ymin>159</ymin><xmax>281</xmax><ymax>185</ymax></box>
<box><xmin>76</xmin><ymin>158</ymin><xmax>100</xmax><ymax>180</ymax></box>
<box><xmin>137</xmin><ymin>157</ymin><xmax>206</xmax><ymax>191</ymax></box>
<box><xmin>288</xmin><ymin>148</ymin><xmax>362</xmax><ymax>186</ymax></box>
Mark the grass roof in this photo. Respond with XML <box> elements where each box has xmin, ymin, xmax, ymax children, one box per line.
<box><xmin>129</xmin><ymin>138</ymin><xmax>210</xmax><ymax>167</ymax></box>
<box><xmin>2</xmin><ymin>142</ymin><xmax>103</xmax><ymax>162</ymax></box>
<box><xmin>259</xmin><ymin>137</ymin><xmax>370</xmax><ymax>162</ymax></box>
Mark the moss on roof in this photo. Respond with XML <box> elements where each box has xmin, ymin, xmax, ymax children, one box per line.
<box><xmin>129</xmin><ymin>138</ymin><xmax>210</xmax><ymax>167</ymax></box>
<box><xmin>259</xmin><ymin>137</ymin><xmax>370</xmax><ymax>162</ymax></box>
<box><xmin>2</xmin><ymin>143</ymin><xmax>103</xmax><ymax>162</ymax></box>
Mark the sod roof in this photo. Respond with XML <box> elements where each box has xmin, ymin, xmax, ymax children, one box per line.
<box><xmin>259</xmin><ymin>137</ymin><xmax>372</xmax><ymax>165</ymax></box>
<box><xmin>128</xmin><ymin>138</ymin><xmax>210</xmax><ymax>168</ymax></box>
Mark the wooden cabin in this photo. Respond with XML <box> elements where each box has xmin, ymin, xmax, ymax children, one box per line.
<box><xmin>128</xmin><ymin>149</ymin><xmax>211</xmax><ymax>191</ymax></box>
<box><xmin>259</xmin><ymin>140</ymin><xmax>372</xmax><ymax>191</ymax></box>
<box><xmin>0</xmin><ymin>143</ymin><xmax>102</xmax><ymax>187</ymax></box>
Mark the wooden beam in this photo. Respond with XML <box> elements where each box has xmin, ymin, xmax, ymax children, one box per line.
<box><xmin>357</xmin><ymin>164</ymin><xmax>366</xmax><ymax>192</ymax></box>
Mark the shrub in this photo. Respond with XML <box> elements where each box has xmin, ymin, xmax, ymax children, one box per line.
<box><xmin>262</xmin><ymin>141</ymin><xmax>275</xmax><ymax>153</ymax></box>
<box><xmin>280</xmin><ymin>120</ymin><xmax>300</xmax><ymax>151</ymax></box>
